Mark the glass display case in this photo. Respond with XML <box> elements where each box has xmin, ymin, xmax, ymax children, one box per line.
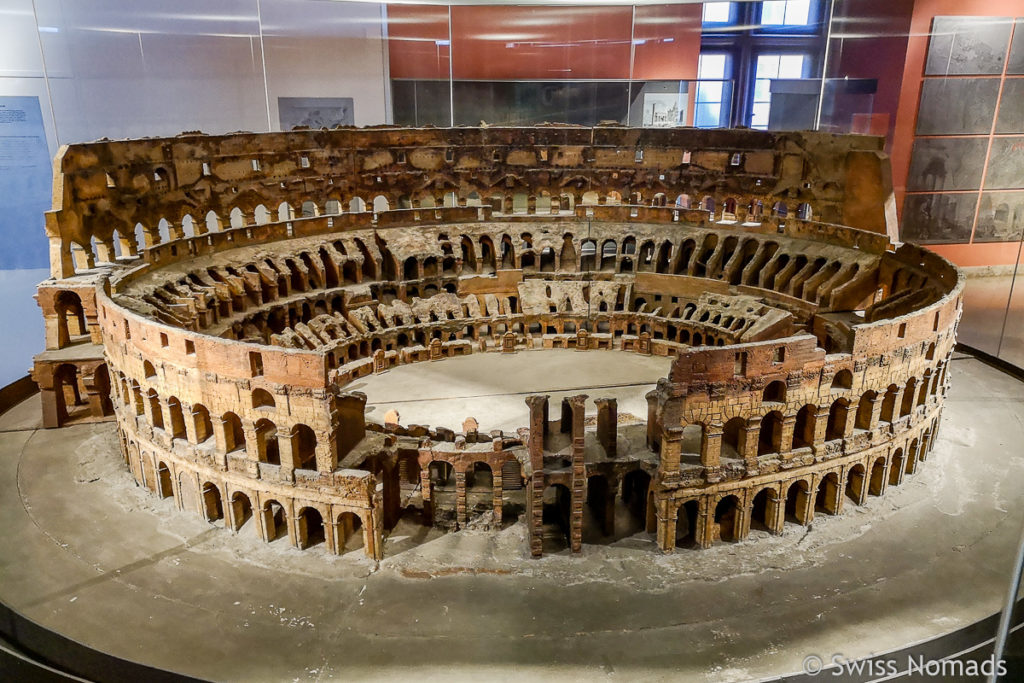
<box><xmin>0</xmin><ymin>1</ymin><xmax>1022</xmax><ymax>680</ymax></box>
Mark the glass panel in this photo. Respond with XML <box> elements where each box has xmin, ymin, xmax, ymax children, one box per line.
<box><xmin>34</xmin><ymin>0</ymin><xmax>268</xmax><ymax>142</ymax></box>
<box><xmin>259</xmin><ymin>0</ymin><xmax>388</xmax><ymax>129</ymax></box>
<box><xmin>702</xmin><ymin>2</ymin><xmax>734</xmax><ymax>24</ymax></box>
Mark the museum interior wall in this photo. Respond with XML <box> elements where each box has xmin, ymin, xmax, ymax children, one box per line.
<box><xmin>0</xmin><ymin>0</ymin><xmax>1023</xmax><ymax>378</ymax></box>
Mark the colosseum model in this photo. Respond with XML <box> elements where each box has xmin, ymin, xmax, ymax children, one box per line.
<box><xmin>30</xmin><ymin>126</ymin><xmax>962</xmax><ymax>561</ymax></box>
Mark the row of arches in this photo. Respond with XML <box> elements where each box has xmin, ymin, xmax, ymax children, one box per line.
<box><xmin>678</xmin><ymin>366</ymin><xmax>946</xmax><ymax>464</ymax></box>
<box><xmin>674</xmin><ymin>422</ymin><xmax>936</xmax><ymax>548</ymax></box>
<box><xmin>145</xmin><ymin>461</ymin><xmax>366</xmax><ymax>554</ymax></box>
<box><xmin>70</xmin><ymin>187</ymin><xmax>825</xmax><ymax>272</ymax></box>
<box><xmin>114</xmin><ymin>371</ymin><xmax>320</xmax><ymax>470</ymax></box>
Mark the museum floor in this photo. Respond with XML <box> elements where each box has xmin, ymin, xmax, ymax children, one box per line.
<box><xmin>0</xmin><ymin>351</ymin><xmax>1022</xmax><ymax>681</ymax></box>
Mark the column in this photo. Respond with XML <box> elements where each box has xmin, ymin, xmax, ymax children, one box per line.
<box><xmin>492</xmin><ymin>472</ymin><xmax>504</xmax><ymax>525</ymax></box>
<box><xmin>656</xmin><ymin>496</ymin><xmax>676</xmax><ymax>553</ymax></box>
<box><xmin>696</xmin><ymin>496</ymin><xmax>713</xmax><ymax>549</ymax></box>
<box><xmin>419</xmin><ymin>467</ymin><xmax>433</xmax><ymax>525</ymax></box>
<box><xmin>455</xmin><ymin>469</ymin><xmax>467</xmax><ymax>528</ymax></box>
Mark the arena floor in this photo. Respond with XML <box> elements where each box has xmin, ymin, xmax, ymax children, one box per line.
<box><xmin>0</xmin><ymin>351</ymin><xmax>1022</xmax><ymax>681</ymax></box>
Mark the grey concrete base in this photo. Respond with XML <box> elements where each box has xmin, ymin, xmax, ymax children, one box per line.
<box><xmin>1</xmin><ymin>355</ymin><xmax>1022</xmax><ymax>681</ymax></box>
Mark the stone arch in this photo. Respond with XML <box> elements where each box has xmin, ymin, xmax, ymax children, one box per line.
<box><xmin>826</xmin><ymin>398</ymin><xmax>850</xmax><ymax>441</ymax></box>
<box><xmin>222</xmin><ymin>412</ymin><xmax>245</xmax><ymax>453</ymax></box>
<box><xmin>297</xmin><ymin>506</ymin><xmax>326</xmax><ymax>548</ymax></box>
<box><xmin>255</xmin><ymin>418</ymin><xmax>280</xmax><ymax>465</ymax></box>
<box><xmin>758</xmin><ymin>411</ymin><xmax>784</xmax><ymax>455</ymax></box>
<box><xmin>262</xmin><ymin>499</ymin><xmax>289</xmax><ymax>542</ymax></box>
<box><xmin>337</xmin><ymin>511</ymin><xmax>364</xmax><ymax>554</ymax></box>
<box><xmin>714</xmin><ymin>494</ymin><xmax>741</xmax><ymax>542</ymax></box>
<box><xmin>292</xmin><ymin>424</ymin><xmax>317</xmax><ymax>470</ymax></box>
<box><xmin>201</xmin><ymin>482</ymin><xmax>224</xmax><ymax>522</ymax></box>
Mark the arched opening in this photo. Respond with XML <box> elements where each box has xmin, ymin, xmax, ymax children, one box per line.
<box><xmin>192</xmin><ymin>403</ymin><xmax>213</xmax><ymax>443</ymax></box>
<box><xmin>373</xmin><ymin>195</ymin><xmax>389</xmax><ymax>213</ymax></box>
<box><xmin>583</xmin><ymin>475</ymin><xmax>611</xmax><ymax>544</ymax></box>
<box><xmin>298</xmin><ymin>507</ymin><xmax>326</xmax><ymax>549</ymax></box>
<box><xmin>762</xmin><ymin>380</ymin><xmax>786</xmax><ymax>403</ymax></box>
<box><xmin>222</xmin><ymin>412</ymin><xmax>245</xmax><ymax>453</ymax></box>
<box><xmin>600</xmin><ymin>240</ymin><xmax>617</xmax><ymax>271</ymax></box>
<box><xmin>900</xmin><ymin>378</ymin><xmax>917</xmax><ymax>417</ymax></box>
<box><xmin>252</xmin><ymin>388</ymin><xmax>275</xmax><ymax>409</ymax></box>
<box><xmin>758</xmin><ymin>411</ymin><xmax>784</xmax><ymax>455</ymax></box>
<box><xmin>831</xmin><ymin>369</ymin><xmax>853</xmax><ymax>391</ymax></box>
<box><xmin>621</xmin><ymin>469</ymin><xmax>652</xmax><ymax>533</ymax></box>
<box><xmin>714</xmin><ymin>495</ymin><xmax>741</xmax><ymax>542</ymax></box>
<box><xmin>845</xmin><ymin>464</ymin><xmax>866</xmax><ymax>504</ymax></box>
<box><xmin>869</xmin><ymin>457</ymin><xmax>887</xmax><ymax>495</ymax></box>
<box><xmin>262</xmin><ymin>499</ymin><xmax>288</xmax><ymax>542</ymax></box>
<box><xmin>166</xmin><ymin>397</ymin><xmax>187</xmax><ymax>440</ymax></box>
<box><xmin>466</xmin><ymin>462</ymin><xmax>492</xmax><ymax>491</ymax></box>
<box><xmin>230</xmin><ymin>492</ymin><xmax>253</xmax><ymax>531</ymax></box>
<box><xmin>750</xmin><ymin>488</ymin><xmax>773</xmax><ymax>532</ymax></box>
<box><xmin>880</xmin><ymin>384</ymin><xmax>899</xmax><ymax>422</ymax></box>
<box><xmin>156</xmin><ymin>462</ymin><xmax>173</xmax><ymax>498</ymax></box>
<box><xmin>292</xmin><ymin>424</ymin><xmax>317</xmax><ymax>470</ymax></box>
<box><xmin>337</xmin><ymin>512</ymin><xmax>364</xmax><ymax>554</ymax></box>
<box><xmin>889</xmin><ymin>449</ymin><xmax>904</xmax><ymax>485</ymax></box>
<box><xmin>255</xmin><ymin>419</ymin><xmax>280</xmax><ymax>465</ymax></box>
<box><xmin>814</xmin><ymin>472</ymin><xmax>840</xmax><ymax>515</ymax></box>
<box><xmin>539</xmin><ymin>247</ymin><xmax>556</xmax><ymax>272</ymax></box>
<box><xmin>721</xmin><ymin>416</ymin><xmax>746</xmax><ymax>458</ymax></box>
<box><xmin>906</xmin><ymin>438</ymin><xmax>920</xmax><ymax>474</ymax></box>
<box><xmin>54</xmin><ymin>291</ymin><xmax>87</xmax><ymax>347</ymax></box>
<box><xmin>784</xmin><ymin>480</ymin><xmax>810</xmax><ymax>525</ymax></box>
<box><xmin>792</xmin><ymin>404</ymin><xmax>816</xmax><ymax>449</ymax></box>
<box><xmin>147</xmin><ymin>389</ymin><xmax>164</xmax><ymax>430</ymax></box>
<box><xmin>825</xmin><ymin>399</ymin><xmax>850</xmax><ymax>441</ymax></box>
<box><xmin>675</xmin><ymin>499</ymin><xmax>700</xmax><ymax>548</ymax></box>
<box><xmin>92</xmin><ymin>363</ymin><xmax>114</xmax><ymax>417</ymax></box>
<box><xmin>855</xmin><ymin>391</ymin><xmax>876</xmax><ymax>430</ymax></box>
<box><xmin>201</xmin><ymin>482</ymin><xmax>224</xmax><ymax>522</ymax></box>
<box><xmin>542</xmin><ymin>484</ymin><xmax>572</xmax><ymax>552</ymax></box>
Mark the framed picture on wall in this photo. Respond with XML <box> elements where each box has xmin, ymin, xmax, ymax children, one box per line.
<box><xmin>278</xmin><ymin>97</ymin><xmax>355</xmax><ymax>130</ymax></box>
<box><xmin>641</xmin><ymin>92</ymin><xmax>686</xmax><ymax>128</ymax></box>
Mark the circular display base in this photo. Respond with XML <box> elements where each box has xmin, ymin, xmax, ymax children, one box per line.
<box><xmin>1</xmin><ymin>353</ymin><xmax>1022</xmax><ymax>681</ymax></box>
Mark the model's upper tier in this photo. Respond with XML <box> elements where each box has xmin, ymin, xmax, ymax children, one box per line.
<box><xmin>45</xmin><ymin>126</ymin><xmax>896</xmax><ymax>279</ymax></box>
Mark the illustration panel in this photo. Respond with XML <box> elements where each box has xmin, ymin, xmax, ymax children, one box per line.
<box><xmin>1008</xmin><ymin>19</ymin><xmax>1024</xmax><ymax>74</ymax></box>
<box><xmin>975</xmin><ymin>192</ymin><xmax>1024</xmax><ymax>243</ymax></box>
<box><xmin>907</xmin><ymin>137</ymin><xmax>988</xmax><ymax>192</ymax></box>
<box><xmin>278</xmin><ymin>97</ymin><xmax>354</xmax><ymax>130</ymax></box>
<box><xmin>901</xmin><ymin>193</ymin><xmax>977</xmax><ymax>244</ymax></box>
<box><xmin>925</xmin><ymin>16</ymin><xmax>1013</xmax><ymax>76</ymax></box>
<box><xmin>916</xmin><ymin>78</ymin><xmax>999</xmax><ymax>135</ymax></box>
<box><xmin>995</xmin><ymin>78</ymin><xmax>1024</xmax><ymax>133</ymax></box>
<box><xmin>641</xmin><ymin>92</ymin><xmax>687</xmax><ymax>128</ymax></box>
<box><xmin>984</xmin><ymin>137</ymin><xmax>1024</xmax><ymax>190</ymax></box>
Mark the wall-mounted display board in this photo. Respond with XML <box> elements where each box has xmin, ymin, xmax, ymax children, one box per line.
<box><xmin>902</xmin><ymin>16</ymin><xmax>1024</xmax><ymax>245</ymax></box>
<box><xmin>0</xmin><ymin>96</ymin><xmax>50</xmax><ymax>269</ymax></box>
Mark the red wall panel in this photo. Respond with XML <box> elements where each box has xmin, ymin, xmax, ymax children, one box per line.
<box><xmin>387</xmin><ymin>4</ymin><xmax>451</xmax><ymax>80</ymax></box>
<box><xmin>631</xmin><ymin>3</ymin><xmax>702</xmax><ymax>80</ymax></box>
<box><xmin>449</xmin><ymin>5</ymin><xmax>633</xmax><ymax>80</ymax></box>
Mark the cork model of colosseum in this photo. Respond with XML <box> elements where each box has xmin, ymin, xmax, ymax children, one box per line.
<box><xmin>30</xmin><ymin>126</ymin><xmax>961</xmax><ymax>560</ymax></box>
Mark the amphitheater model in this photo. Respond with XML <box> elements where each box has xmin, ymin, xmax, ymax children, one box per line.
<box><xmin>30</xmin><ymin>126</ymin><xmax>962</xmax><ymax>561</ymax></box>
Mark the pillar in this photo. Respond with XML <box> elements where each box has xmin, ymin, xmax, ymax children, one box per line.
<box><xmin>492</xmin><ymin>471</ymin><xmax>504</xmax><ymax>525</ymax></box>
<box><xmin>455</xmin><ymin>469</ymin><xmax>468</xmax><ymax>528</ymax></box>
<box><xmin>595</xmin><ymin>398</ymin><xmax>617</xmax><ymax>458</ymax></box>
<box><xmin>696</xmin><ymin>496</ymin><xmax>713</xmax><ymax>549</ymax></box>
<box><xmin>656</xmin><ymin>496</ymin><xmax>676</xmax><ymax>553</ymax></box>
<box><xmin>420</xmin><ymin>465</ymin><xmax>433</xmax><ymax>525</ymax></box>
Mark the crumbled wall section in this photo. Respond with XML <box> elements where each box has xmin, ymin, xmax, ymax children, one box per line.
<box><xmin>31</xmin><ymin>126</ymin><xmax>961</xmax><ymax>561</ymax></box>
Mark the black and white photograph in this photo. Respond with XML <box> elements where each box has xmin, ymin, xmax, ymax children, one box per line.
<box><xmin>906</xmin><ymin>137</ymin><xmax>988</xmax><ymax>191</ymax></box>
